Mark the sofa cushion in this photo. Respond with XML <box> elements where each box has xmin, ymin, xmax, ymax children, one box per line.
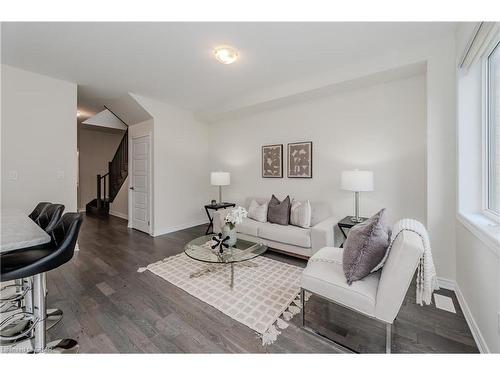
<box><xmin>290</xmin><ymin>199</ymin><xmax>312</xmax><ymax>228</ymax></box>
<box><xmin>310</xmin><ymin>201</ymin><xmax>332</xmax><ymax>226</ymax></box>
<box><xmin>343</xmin><ymin>209</ymin><xmax>389</xmax><ymax>285</ymax></box>
<box><xmin>244</xmin><ymin>197</ymin><xmax>269</xmax><ymax>211</ymax></box>
<box><xmin>267</xmin><ymin>195</ymin><xmax>291</xmax><ymax>225</ymax></box>
<box><xmin>236</xmin><ymin>217</ymin><xmax>261</xmax><ymax>237</ymax></box>
<box><xmin>258</xmin><ymin>222</ymin><xmax>311</xmax><ymax>248</ymax></box>
<box><xmin>248</xmin><ymin>199</ymin><xmax>268</xmax><ymax>223</ymax></box>
<box><xmin>301</xmin><ymin>247</ymin><xmax>379</xmax><ymax>317</ymax></box>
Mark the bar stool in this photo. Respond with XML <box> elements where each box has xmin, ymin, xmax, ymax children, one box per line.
<box><xmin>28</xmin><ymin>202</ymin><xmax>51</xmax><ymax>222</ymax></box>
<box><xmin>35</xmin><ymin>204</ymin><xmax>65</xmax><ymax>233</ymax></box>
<box><xmin>1</xmin><ymin>204</ymin><xmax>65</xmax><ymax>315</ymax></box>
<box><xmin>2</xmin><ymin>202</ymin><xmax>52</xmax><ymax>314</ymax></box>
<box><xmin>0</xmin><ymin>213</ymin><xmax>83</xmax><ymax>353</ymax></box>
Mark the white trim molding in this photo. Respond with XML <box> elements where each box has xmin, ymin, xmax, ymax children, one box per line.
<box><xmin>454</xmin><ymin>283</ymin><xmax>490</xmax><ymax>353</ymax></box>
<box><xmin>153</xmin><ymin>220</ymin><xmax>209</xmax><ymax>237</ymax></box>
<box><xmin>457</xmin><ymin>213</ymin><xmax>500</xmax><ymax>257</ymax></box>
<box><xmin>437</xmin><ymin>277</ymin><xmax>456</xmax><ymax>291</ymax></box>
<box><xmin>436</xmin><ymin>277</ymin><xmax>490</xmax><ymax>353</ymax></box>
<box><xmin>109</xmin><ymin>210</ymin><xmax>128</xmax><ymax>220</ymax></box>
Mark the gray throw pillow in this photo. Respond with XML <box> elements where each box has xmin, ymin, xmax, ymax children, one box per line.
<box><xmin>342</xmin><ymin>209</ymin><xmax>389</xmax><ymax>285</ymax></box>
<box><xmin>267</xmin><ymin>195</ymin><xmax>291</xmax><ymax>225</ymax></box>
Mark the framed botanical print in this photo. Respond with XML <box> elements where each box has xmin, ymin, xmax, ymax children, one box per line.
<box><xmin>287</xmin><ymin>141</ymin><xmax>312</xmax><ymax>178</ymax></box>
<box><xmin>262</xmin><ymin>144</ymin><xmax>283</xmax><ymax>178</ymax></box>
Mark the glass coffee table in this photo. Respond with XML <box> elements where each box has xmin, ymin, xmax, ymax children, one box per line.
<box><xmin>184</xmin><ymin>235</ymin><xmax>267</xmax><ymax>288</ymax></box>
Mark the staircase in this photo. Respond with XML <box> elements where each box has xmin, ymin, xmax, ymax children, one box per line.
<box><xmin>86</xmin><ymin>129</ymin><xmax>128</xmax><ymax>217</ymax></box>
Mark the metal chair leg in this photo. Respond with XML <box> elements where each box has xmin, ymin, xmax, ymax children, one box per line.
<box><xmin>32</xmin><ymin>273</ymin><xmax>78</xmax><ymax>353</ymax></box>
<box><xmin>32</xmin><ymin>273</ymin><xmax>46</xmax><ymax>353</ymax></box>
<box><xmin>386</xmin><ymin>323</ymin><xmax>392</xmax><ymax>354</ymax></box>
<box><xmin>300</xmin><ymin>288</ymin><xmax>305</xmax><ymax>327</ymax></box>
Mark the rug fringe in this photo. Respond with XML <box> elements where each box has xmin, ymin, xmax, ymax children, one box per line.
<box><xmin>261</xmin><ymin>324</ymin><xmax>280</xmax><ymax>346</ymax></box>
<box><xmin>137</xmin><ymin>267</ymin><xmax>147</xmax><ymax>273</ymax></box>
<box><xmin>276</xmin><ymin>317</ymin><xmax>289</xmax><ymax>329</ymax></box>
<box><xmin>260</xmin><ymin>291</ymin><xmax>304</xmax><ymax>346</ymax></box>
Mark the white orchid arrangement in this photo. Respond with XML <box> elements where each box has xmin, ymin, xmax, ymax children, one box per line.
<box><xmin>224</xmin><ymin>206</ymin><xmax>248</xmax><ymax>229</ymax></box>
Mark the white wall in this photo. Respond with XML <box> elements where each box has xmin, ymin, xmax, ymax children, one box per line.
<box><xmin>209</xmin><ymin>74</ymin><xmax>427</xmax><ymax>227</ymax></box>
<box><xmin>77</xmin><ymin>126</ymin><xmax>128</xmax><ymax>218</ymax></box>
<box><xmin>455</xmin><ymin>23</ymin><xmax>500</xmax><ymax>353</ymax></box>
<box><xmin>456</xmin><ymin>222</ymin><xmax>500</xmax><ymax>353</ymax></box>
<box><xmin>131</xmin><ymin>95</ymin><xmax>209</xmax><ymax>235</ymax></box>
<box><xmin>1</xmin><ymin>65</ymin><xmax>77</xmax><ymax>212</ymax></box>
<box><xmin>204</xmin><ymin>34</ymin><xmax>458</xmax><ymax>281</ymax></box>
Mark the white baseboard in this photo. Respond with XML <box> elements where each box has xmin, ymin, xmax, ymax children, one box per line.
<box><xmin>454</xmin><ymin>283</ymin><xmax>490</xmax><ymax>353</ymax></box>
<box><xmin>109</xmin><ymin>210</ymin><xmax>128</xmax><ymax>220</ymax></box>
<box><xmin>436</xmin><ymin>277</ymin><xmax>488</xmax><ymax>353</ymax></box>
<box><xmin>153</xmin><ymin>220</ymin><xmax>209</xmax><ymax>237</ymax></box>
<box><xmin>437</xmin><ymin>277</ymin><xmax>456</xmax><ymax>291</ymax></box>
<box><xmin>80</xmin><ymin>207</ymin><xmax>128</xmax><ymax>220</ymax></box>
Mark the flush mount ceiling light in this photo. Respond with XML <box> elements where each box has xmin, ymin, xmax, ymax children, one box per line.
<box><xmin>213</xmin><ymin>46</ymin><xmax>238</xmax><ymax>64</ymax></box>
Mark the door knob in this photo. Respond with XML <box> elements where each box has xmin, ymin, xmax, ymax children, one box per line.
<box><xmin>129</xmin><ymin>186</ymin><xmax>135</xmax><ymax>190</ymax></box>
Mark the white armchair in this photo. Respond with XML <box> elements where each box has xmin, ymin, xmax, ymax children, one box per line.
<box><xmin>300</xmin><ymin>230</ymin><xmax>424</xmax><ymax>353</ymax></box>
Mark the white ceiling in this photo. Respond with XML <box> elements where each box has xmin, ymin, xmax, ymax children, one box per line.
<box><xmin>1</xmin><ymin>22</ymin><xmax>456</xmax><ymax>116</ymax></box>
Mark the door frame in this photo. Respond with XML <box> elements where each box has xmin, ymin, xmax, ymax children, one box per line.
<box><xmin>128</xmin><ymin>132</ymin><xmax>154</xmax><ymax>235</ymax></box>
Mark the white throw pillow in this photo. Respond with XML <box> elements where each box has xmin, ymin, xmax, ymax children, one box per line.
<box><xmin>290</xmin><ymin>200</ymin><xmax>312</xmax><ymax>228</ymax></box>
<box><xmin>248</xmin><ymin>199</ymin><xmax>268</xmax><ymax>223</ymax></box>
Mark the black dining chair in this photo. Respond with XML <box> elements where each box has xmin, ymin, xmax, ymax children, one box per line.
<box><xmin>28</xmin><ymin>202</ymin><xmax>51</xmax><ymax>222</ymax></box>
<box><xmin>0</xmin><ymin>213</ymin><xmax>83</xmax><ymax>352</ymax></box>
<box><xmin>35</xmin><ymin>204</ymin><xmax>65</xmax><ymax>233</ymax></box>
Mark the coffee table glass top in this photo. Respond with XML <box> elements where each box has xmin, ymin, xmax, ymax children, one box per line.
<box><xmin>184</xmin><ymin>235</ymin><xmax>267</xmax><ymax>264</ymax></box>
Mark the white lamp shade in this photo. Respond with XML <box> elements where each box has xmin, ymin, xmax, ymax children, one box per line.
<box><xmin>341</xmin><ymin>170</ymin><xmax>374</xmax><ymax>192</ymax></box>
<box><xmin>210</xmin><ymin>171</ymin><xmax>230</xmax><ymax>186</ymax></box>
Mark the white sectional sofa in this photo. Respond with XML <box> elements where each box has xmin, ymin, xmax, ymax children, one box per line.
<box><xmin>212</xmin><ymin>197</ymin><xmax>337</xmax><ymax>258</ymax></box>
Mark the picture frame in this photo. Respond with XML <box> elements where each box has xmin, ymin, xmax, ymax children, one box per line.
<box><xmin>262</xmin><ymin>144</ymin><xmax>283</xmax><ymax>178</ymax></box>
<box><xmin>287</xmin><ymin>141</ymin><xmax>313</xmax><ymax>178</ymax></box>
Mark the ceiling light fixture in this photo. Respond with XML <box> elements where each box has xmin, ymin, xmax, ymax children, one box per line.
<box><xmin>214</xmin><ymin>46</ymin><xmax>238</xmax><ymax>64</ymax></box>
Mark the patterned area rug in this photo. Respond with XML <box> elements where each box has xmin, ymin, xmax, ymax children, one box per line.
<box><xmin>138</xmin><ymin>252</ymin><xmax>304</xmax><ymax>345</ymax></box>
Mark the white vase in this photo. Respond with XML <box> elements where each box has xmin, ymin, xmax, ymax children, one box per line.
<box><xmin>222</xmin><ymin>224</ymin><xmax>237</xmax><ymax>247</ymax></box>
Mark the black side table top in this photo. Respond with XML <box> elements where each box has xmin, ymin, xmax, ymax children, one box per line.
<box><xmin>338</xmin><ymin>216</ymin><xmax>369</xmax><ymax>229</ymax></box>
<box><xmin>204</xmin><ymin>202</ymin><xmax>236</xmax><ymax>235</ymax></box>
<box><xmin>204</xmin><ymin>202</ymin><xmax>236</xmax><ymax>210</ymax></box>
<box><xmin>337</xmin><ymin>216</ymin><xmax>369</xmax><ymax>248</ymax></box>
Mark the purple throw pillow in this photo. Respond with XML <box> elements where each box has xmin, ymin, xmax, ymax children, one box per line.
<box><xmin>342</xmin><ymin>209</ymin><xmax>390</xmax><ymax>285</ymax></box>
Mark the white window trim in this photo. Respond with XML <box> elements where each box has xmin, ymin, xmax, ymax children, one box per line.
<box><xmin>481</xmin><ymin>41</ymin><xmax>500</xmax><ymax>223</ymax></box>
<box><xmin>457</xmin><ymin>26</ymin><xmax>500</xmax><ymax>254</ymax></box>
<box><xmin>457</xmin><ymin>212</ymin><xmax>500</xmax><ymax>257</ymax></box>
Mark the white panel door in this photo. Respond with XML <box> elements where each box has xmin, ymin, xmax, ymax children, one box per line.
<box><xmin>131</xmin><ymin>135</ymin><xmax>150</xmax><ymax>233</ymax></box>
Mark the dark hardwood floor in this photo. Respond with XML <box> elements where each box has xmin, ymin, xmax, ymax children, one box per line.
<box><xmin>46</xmin><ymin>214</ymin><xmax>478</xmax><ymax>353</ymax></box>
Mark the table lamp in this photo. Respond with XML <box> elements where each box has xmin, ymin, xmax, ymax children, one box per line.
<box><xmin>210</xmin><ymin>172</ymin><xmax>230</xmax><ymax>204</ymax></box>
<box><xmin>341</xmin><ymin>169</ymin><xmax>374</xmax><ymax>223</ymax></box>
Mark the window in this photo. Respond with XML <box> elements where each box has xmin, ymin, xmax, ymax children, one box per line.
<box><xmin>486</xmin><ymin>42</ymin><xmax>500</xmax><ymax>217</ymax></box>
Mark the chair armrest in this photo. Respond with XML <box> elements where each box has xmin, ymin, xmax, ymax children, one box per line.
<box><xmin>212</xmin><ymin>208</ymin><xmax>231</xmax><ymax>234</ymax></box>
<box><xmin>310</xmin><ymin>216</ymin><xmax>338</xmax><ymax>254</ymax></box>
